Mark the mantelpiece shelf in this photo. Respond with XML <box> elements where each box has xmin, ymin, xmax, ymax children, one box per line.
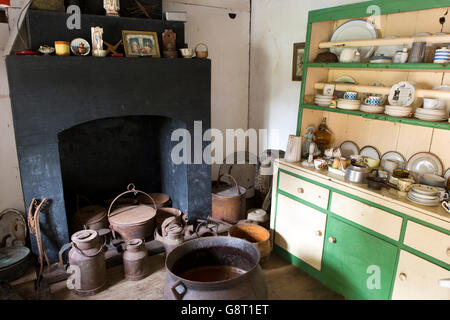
<box><xmin>307</xmin><ymin>62</ymin><xmax>450</xmax><ymax>71</ymax></box>
<box><xmin>318</xmin><ymin>34</ymin><xmax>450</xmax><ymax>49</ymax></box>
<box><xmin>314</xmin><ymin>82</ymin><xmax>450</xmax><ymax>100</ymax></box>
<box><xmin>302</xmin><ymin>104</ymin><xmax>450</xmax><ymax>130</ymax></box>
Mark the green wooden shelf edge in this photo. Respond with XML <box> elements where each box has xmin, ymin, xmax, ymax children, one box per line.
<box><xmin>307</xmin><ymin>62</ymin><xmax>450</xmax><ymax>71</ymax></box>
<box><xmin>308</xmin><ymin>0</ymin><xmax>450</xmax><ymax>23</ymax></box>
<box><xmin>302</xmin><ymin>104</ymin><xmax>450</xmax><ymax>130</ymax></box>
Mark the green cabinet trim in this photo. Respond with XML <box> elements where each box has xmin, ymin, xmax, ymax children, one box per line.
<box><xmin>308</xmin><ymin>0</ymin><xmax>450</xmax><ymax>23</ymax></box>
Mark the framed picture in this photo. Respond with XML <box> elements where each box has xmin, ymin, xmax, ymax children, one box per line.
<box><xmin>292</xmin><ymin>43</ymin><xmax>305</xmax><ymax>81</ymax></box>
<box><xmin>122</xmin><ymin>30</ymin><xmax>161</xmax><ymax>58</ymax></box>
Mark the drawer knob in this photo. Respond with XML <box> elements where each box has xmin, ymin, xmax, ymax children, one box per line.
<box><xmin>399</xmin><ymin>273</ymin><xmax>407</xmax><ymax>281</ymax></box>
<box><xmin>328</xmin><ymin>236</ymin><xmax>336</xmax><ymax>243</ymax></box>
<box><xmin>447</xmin><ymin>248</ymin><xmax>450</xmax><ymax>257</ymax></box>
<box><xmin>297</xmin><ymin>188</ymin><xmax>304</xmax><ymax>194</ymax></box>
<box><xmin>316</xmin><ymin>230</ymin><xmax>322</xmax><ymax>237</ymax></box>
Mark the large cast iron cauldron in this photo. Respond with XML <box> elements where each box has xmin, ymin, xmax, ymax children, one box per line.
<box><xmin>164</xmin><ymin>236</ymin><xmax>267</xmax><ymax>300</ymax></box>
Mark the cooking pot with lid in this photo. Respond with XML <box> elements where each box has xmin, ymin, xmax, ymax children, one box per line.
<box><xmin>107</xmin><ymin>184</ymin><xmax>157</xmax><ymax>241</ymax></box>
<box><xmin>345</xmin><ymin>163</ymin><xmax>375</xmax><ymax>184</ymax></box>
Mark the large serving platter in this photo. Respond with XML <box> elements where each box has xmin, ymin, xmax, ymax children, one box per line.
<box><xmin>329</xmin><ymin>19</ymin><xmax>378</xmax><ymax>61</ymax></box>
<box><xmin>406</xmin><ymin>152</ymin><xmax>443</xmax><ymax>176</ymax></box>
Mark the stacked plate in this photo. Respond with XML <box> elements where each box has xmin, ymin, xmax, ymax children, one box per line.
<box><xmin>314</xmin><ymin>94</ymin><xmax>333</xmax><ymax>107</ymax></box>
<box><xmin>360</xmin><ymin>104</ymin><xmax>384</xmax><ymax>113</ymax></box>
<box><xmin>407</xmin><ymin>184</ymin><xmax>441</xmax><ymax>206</ymax></box>
<box><xmin>337</xmin><ymin>99</ymin><xmax>360</xmax><ymax>110</ymax></box>
<box><xmin>414</xmin><ymin>108</ymin><xmax>447</xmax><ymax>121</ymax></box>
<box><xmin>385</xmin><ymin>105</ymin><xmax>412</xmax><ymax>117</ymax></box>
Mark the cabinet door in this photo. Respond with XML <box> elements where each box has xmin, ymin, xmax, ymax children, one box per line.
<box><xmin>274</xmin><ymin>194</ymin><xmax>327</xmax><ymax>271</ymax></box>
<box><xmin>392</xmin><ymin>250</ymin><xmax>450</xmax><ymax>300</ymax></box>
<box><xmin>322</xmin><ymin>217</ymin><xmax>398</xmax><ymax>300</ymax></box>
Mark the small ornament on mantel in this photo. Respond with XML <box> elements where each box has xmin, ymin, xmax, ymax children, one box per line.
<box><xmin>104</xmin><ymin>0</ymin><xmax>120</xmax><ymax>16</ymax></box>
<box><xmin>162</xmin><ymin>29</ymin><xmax>177</xmax><ymax>58</ymax></box>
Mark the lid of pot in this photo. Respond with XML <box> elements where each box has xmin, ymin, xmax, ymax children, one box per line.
<box><xmin>136</xmin><ymin>193</ymin><xmax>170</xmax><ymax>207</ymax></box>
<box><xmin>74</xmin><ymin>205</ymin><xmax>106</xmax><ymax>225</ymax></box>
<box><xmin>109</xmin><ymin>204</ymin><xmax>156</xmax><ymax>226</ymax></box>
<box><xmin>0</xmin><ymin>247</ymin><xmax>30</xmax><ymax>270</ymax></box>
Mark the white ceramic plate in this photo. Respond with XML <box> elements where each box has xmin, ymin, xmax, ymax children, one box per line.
<box><xmin>360</xmin><ymin>104</ymin><xmax>385</xmax><ymax>113</ymax></box>
<box><xmin>410</xmin><ymin>184</ymin><xmax>440</xmax><ymax>195</ymax></box>
<box><xmin>407</xmin><ymin>153</ymin><xmax>443</xmax><ymax>176</ymax></box>
<box><xmin>409</xmin><ymin>190</ymin><xmax>439</xmax><ymax>200</ymax></box>
<box><xmin>415</xmin><ymin>108</ymin><xmax>447</xmax><ymax>115</ymax></box>
<box><xmin>381</xmin><ymin>151</ymin><xmax>406</xmax><ymax>170</ymax></box>
<box><xmin>374</xmin><ymin>35</ymin><xmax>405</xmax><ymax>58</ymax></box>
<box><xmin>334</xmin><ymin>76</ymin><xmax>356</xmax><ymax>83</ymax></box>
<box><xmin>414</xmin><ymin>114</ymin><xmax>447</xmax><ymax>121</ymax></box>
<box><xmin>340</xmin><ymin>141</ymin><xmax>359</xmax><ymax>158</ymax></box>
<box><xmin>337</xmin><ymin>102</ymin><xmax>360</xmax><ymax>110</ymax></box>
<box><xmin>388</xmin><ymin>81</ymin><xmax>415</xmax><ymax>107</ymax></box>
<box><xmin>330</xmin><ymin>19</ymin><xmax>378</xmax><ymax>60</ymax></box>
<box><xmin>407</xmin><ymin>195</ymin><xmax>440</xmax><ymax>207</ymax></box>
<box><xmin>360</xmin><ymin>146</ymin><xmax>380</xmax><ymax>159</ymax></box>
<box><xmin>385</xmin><ymin>110</ymin><xmax>411</xmax><ymax>117</ymax></box>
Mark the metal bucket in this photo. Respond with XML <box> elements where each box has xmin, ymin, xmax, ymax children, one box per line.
<box><xmin>164</xmin><ymin>236</ymin><xmax>267</xmax><ymax>300</ymax></box>
<box><xmin>228</xmin><ymin>223</ymin><xmax>272</xmax><ymax>263</ymax></box>
<box><xmin>212</xmin><ymin>174</ymin><xmax>246</xmax><ymax>223</ymax></box>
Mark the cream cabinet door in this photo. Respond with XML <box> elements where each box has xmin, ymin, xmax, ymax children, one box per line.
<box><xmin>392</xmin><ymin>250</ymin><xmax>450</xmax><ymax>300</ymax></box>
<box><xmin>274</xmin><ymin>194</ymin><xmax>327</xmax><ymax>271</ymax></box>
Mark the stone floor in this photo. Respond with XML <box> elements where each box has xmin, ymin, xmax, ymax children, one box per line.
<box><xmin>50</xmin><ymin>253</ymin><xmax>343</xmax><ymax>300</ymax></box>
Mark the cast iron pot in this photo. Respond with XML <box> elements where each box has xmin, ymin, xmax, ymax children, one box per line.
<box><xmin>164</xmin><ymin>236</ymin><xmax>267</xmax><ymax>300</ymax></box>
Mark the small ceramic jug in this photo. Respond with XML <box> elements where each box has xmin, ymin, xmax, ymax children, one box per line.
<box><xmin>339</xmin><ymin>48</ymin><xmax>358</xmax><ymax>63</ymax></box>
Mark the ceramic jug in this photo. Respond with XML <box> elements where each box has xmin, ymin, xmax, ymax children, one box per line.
<box><xmin>339</xmin><ymin>48</ymin><xmax>359</xmax><ymax>63</ymax></box>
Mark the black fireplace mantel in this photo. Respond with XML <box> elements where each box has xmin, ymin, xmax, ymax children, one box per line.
<box><xmin>6</xmin><ymin>55</ymin><xmax>211</xmax><ymax>262</ymax></box>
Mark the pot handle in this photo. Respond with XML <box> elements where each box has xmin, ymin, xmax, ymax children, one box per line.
<box><xmin>171</xmin><ymin>280</ymin><xmax>187</xmax><ymax>300</ymax></box>
<box><xmin>154</xmin><ymin>227</ymin><xmax>164</xmax><ymax>242</ymax></box>
<box><xmin>57</xmin><ymin>242</ymin><xmax>72</xmax><ymax>267</ymax></box>
<box><xmin>219</xmin><ymin>173</ymin><xmax>242</xmax><ymax>196</ymax></box>
<box><xmin>107</xmin><ymin>183</ymin><xmax>157</xmax><ymax>218</ymax></box>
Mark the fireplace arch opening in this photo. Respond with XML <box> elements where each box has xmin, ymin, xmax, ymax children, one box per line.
<box><xmin>58</xmin><ymin>115</ymin><xmax>188</xmax><ymax>234</ymax></box>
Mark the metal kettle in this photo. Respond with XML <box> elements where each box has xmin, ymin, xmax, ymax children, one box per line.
<box><xmin>344</xmin><ymin>163</ymin><xmax>375</xmax><ymax>184</ymax></box>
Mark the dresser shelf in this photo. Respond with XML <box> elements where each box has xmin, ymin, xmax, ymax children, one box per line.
<box><xmin>302</xmin><ymin>104</ymin><xmax>450</xmax><ymax>130</ymax></box>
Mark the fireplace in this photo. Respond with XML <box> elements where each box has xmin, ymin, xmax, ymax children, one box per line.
<box><xmin>6</xmin><ymin>56</ymin><xmax>211</xmax><ymax>262</ymax></box>
<box><xmin>58</xmin><ymin>115</ymin><xmax>189</xmax><ymax>235</ymax></box>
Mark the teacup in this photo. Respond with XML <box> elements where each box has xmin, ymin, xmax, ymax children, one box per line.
<box><xmin>442</xmin><ymin>201</ymin><xmax>450</xmax><ymax>213</ymax></box>
<box><xmin>383</xmin><ymin>159</ymin><xmax>399</xmax><ymax>173</ymax></box>
<box><xmin>398</xmin><ymin>178</ymin><xmax>414</xmax><ymax>192</ymax></box>
<box><xmin>363</xmin><ymin>157</ymin><xmax>380</xmax><ymax>168</ymax></box>
<box><xmin>314</xmin><ymin>159</ymin><xmax>327</xmax><ymax>170</ymax></box>
<box><xmin>364</xmin><ymin>96</ymin><xmax>381</xmax><ymax>105</ymax></box>
<box><xmin>344</xmin><ymin>91</ymin><xmax>358</xmax><ymax>100</ymax></box>
<box><xmin>180</xmin><ymin>48</ymin><xmax>194</xmax><ymax>58</ymax></box>
<box><xmin>423</xmin><ymin>98</ymin><xmax>440</xmax><ymax>109</ymax></box>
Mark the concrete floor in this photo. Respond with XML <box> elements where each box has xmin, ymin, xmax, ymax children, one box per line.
<box><xmin>50</xmin><ymin>252</ymin><xmax>343</xmax><ymax>300</ymax></box>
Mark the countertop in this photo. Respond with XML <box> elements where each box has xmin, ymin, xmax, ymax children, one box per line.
<box><xmin>277</xmin><ymin>159</ymin><xmax>450</xmax><ymax>226</ymax></box>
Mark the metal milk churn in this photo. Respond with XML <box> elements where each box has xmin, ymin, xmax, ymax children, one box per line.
<box><xmin>68</xmin><ymin>229</ymin><xmax>107</xmax><ymax>295</ymax></box>
<box><xmin>123</xmin><ymin>238</ymin><xmax>150</xmax><ymax>281</ymax></box>
<box><xmin>154</xmin><ymin>216</ymin><xmax>185</xmax><ymax>255</ymax></box>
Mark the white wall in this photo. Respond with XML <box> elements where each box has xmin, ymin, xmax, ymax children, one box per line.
<box><xmin>0</xmin><ymin>19</ymin><xmax>24</xmax><ymax>212</ymax></box>
<box><xmin>163</xmin><ymin>0</ymin><xmax>250</xmax><ymax>179</ymax></box>
<box><xmin>249</xmin><ymin>0</ymin><xmax>365</xmax><ymax>151</ymax></box>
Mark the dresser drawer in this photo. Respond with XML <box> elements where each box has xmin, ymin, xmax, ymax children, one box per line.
<box><xmin>330</xmin><ymin>193</ymin><xmax>403</xmax><ymax>241</ymax></box>
<box><xmin>404</xmin><ymin>221</ymin><xmax>450</xmax><ymax>265</ymax></box>
<box><xmin>392</xmin><ymin>250</ymin><xmax>450</xmax><ymax>300</ymax></box>
<box><xmin>278</xmin><ymin>171</ymin><xmax>329</xmax><ymax>209</ymax></box>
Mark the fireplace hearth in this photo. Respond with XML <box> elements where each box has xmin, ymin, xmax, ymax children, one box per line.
<box><xmin>6</xmin><ymin>56</ymin><xmax>211</xmax><ymax>262</ymax></box>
